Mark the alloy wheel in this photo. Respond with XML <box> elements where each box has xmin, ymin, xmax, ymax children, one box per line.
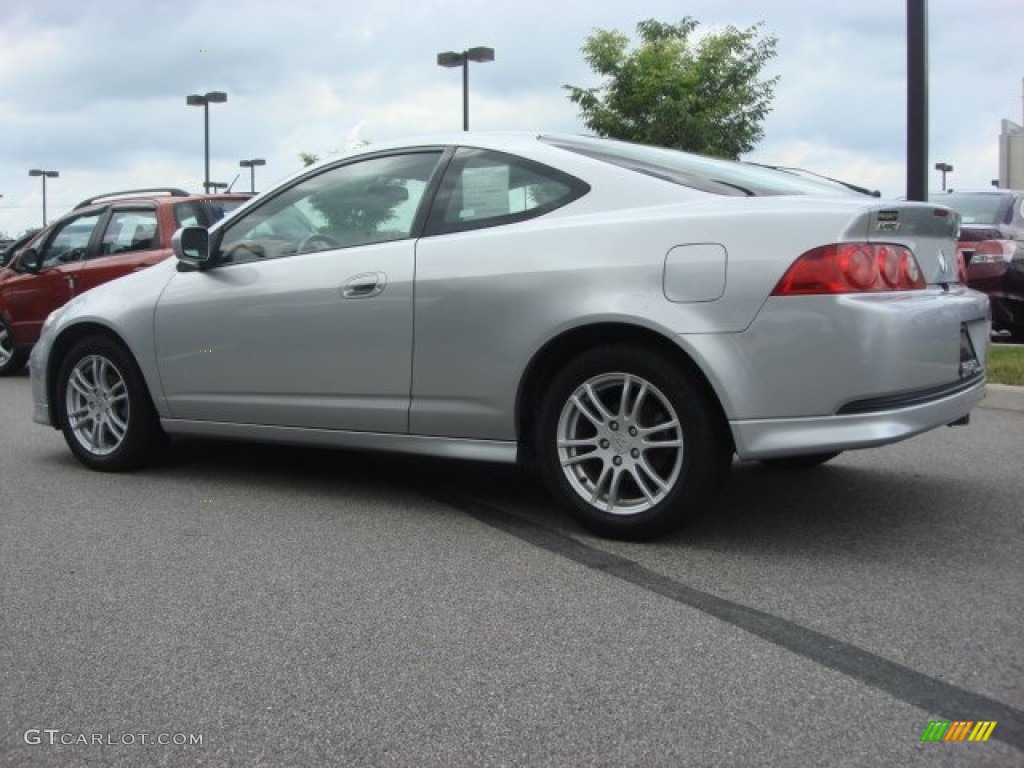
<box><xmin>64</xmin><ymin>354</ymin><xmax>131</xmax><ymax>456</ymax></box>
<box><xmin>556</xmin><ymin>372</ymin><xmax>684</xmax><ymax>515</ymax></box>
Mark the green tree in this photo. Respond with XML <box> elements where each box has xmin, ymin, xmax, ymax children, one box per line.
<box><xmin>565</xmin><ymin>18</ymin><xmax>779</xmax><ymax>159</ymax></box>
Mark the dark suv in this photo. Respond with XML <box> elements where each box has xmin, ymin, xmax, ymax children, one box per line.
<box><xmin>0</xmin><ymin>188</ymin><xmax>250</xmax><ymax>374</ymax></box>
<box><xmin>931</xmin><ymin>189</ymin><xmax>1024</xmax><ymax>340</ymax></box>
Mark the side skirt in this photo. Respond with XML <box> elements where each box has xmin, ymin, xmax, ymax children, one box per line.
<box><xmin>160</xmin><ymin>419</ymin><xmax>519</xmax><ymax>464</ymax></box>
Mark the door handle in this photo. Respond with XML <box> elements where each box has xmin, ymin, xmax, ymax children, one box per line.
<box><xmin>341</xmin><ymin>272</ymin><xmax>386</xmax><ymax>299</ymax></box>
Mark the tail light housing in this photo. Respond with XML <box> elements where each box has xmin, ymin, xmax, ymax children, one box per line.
<box><xmin>970</xmin><ymin>239</ymin><xmax>1017</xmax><ymax>264</ymax></box>
<box><xmin>772</xmin><ymin>243</ymin><xmax>926</xmax><ymax>295</ymax></box>
<box><xmin>955</xmin><ymin>249</ymin><xmax>968</xmax><ymax>283</ymax></box>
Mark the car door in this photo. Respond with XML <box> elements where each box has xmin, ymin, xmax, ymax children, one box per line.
<box><xmin>1</xmin><ymin>211</ymin><xmax>103</xmax><ymax>343</ymax></box>
<box><xmin>154</xmin><ymin>150</ymin><xmax>445</xmax><ymax>433</ymax></box>
<box><xmin>75</xmin><ymin>207</ymin><xmax>166</xmax><ymax>295</ymax></box>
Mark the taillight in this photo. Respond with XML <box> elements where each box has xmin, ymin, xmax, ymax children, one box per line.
<box><xmin>772</xmin><ymin>243</ymin><xmax>926</xmax><ymax>295</ymax></box>
<box><xmin>971</xmin><ymin>240</ymin><xmax>1016</xmax><ymax>264</ymax></box>
<box><xmin>955</xmin><ymin>250</ymin><xmax>967</xmax><ymax>284</ymax></box>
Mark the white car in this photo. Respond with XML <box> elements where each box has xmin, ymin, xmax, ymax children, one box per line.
<box><xmin>30</xmin><ymin>133</ymin><xmax>989</xmax><ymax>539</ymax></box>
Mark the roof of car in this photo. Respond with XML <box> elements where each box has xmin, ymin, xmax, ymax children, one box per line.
<box><xmin>73</xmin><ymin>189</ymin><xmax>253</xmax><ymax>211</ymax></box>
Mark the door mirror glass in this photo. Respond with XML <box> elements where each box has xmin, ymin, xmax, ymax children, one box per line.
<box><xmin>172</xmin><ymin>226</ymin><xmax>210</xmax><ymax>264</ymax></box>
<box><xmin>19</xmin><ymin>248</ymin><xmax>42</xmax><ymax>272</ymax></box>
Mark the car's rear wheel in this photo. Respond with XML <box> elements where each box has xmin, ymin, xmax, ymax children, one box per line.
<box><xmin>0</xmin><ymin>318</ymin><xmax>28</xmax><ymax>376</ymax></box>
<box><xmin>537</xmin><ymin>345</ymin><xmax>731</xmax><ymax>540</ymax></box>
<box><xmin>56</xmin><ymin>337</ymin><xmax>167</xmax><ymax>471</ymax></box>
<box><xmin>758</xmin><ymin>452</ymin><xmax>841</xmax><ymax>470</ymax></box>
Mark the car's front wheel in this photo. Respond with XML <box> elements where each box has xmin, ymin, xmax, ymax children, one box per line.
<box><xmin>0</xmin><ymin>317</ymin><xmax>28</xmax><ymax>376</ymax></box>
<box><xmin>55</xmin><ymin>337</ymin><xmax>167</xmax><ymax>471</ymax></box>
<box><xmin>537</xmin><ymin>346</ymin><xmax>731</xmax><ymax>540</ymax></box>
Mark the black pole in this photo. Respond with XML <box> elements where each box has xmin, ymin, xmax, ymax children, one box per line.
<box><xmin>462</xmin><ymin>56</ymin><xmax>469</xmax><ymax>131</ymax></box>
<box><xmin>249</xmin><ymin>166</ymin><xmax>256</xmax><ymax>194</ymax></box>
<box><xmin>203</xmin><ymin>103</ymin><xmax>211</xmax><ymax>194</ymax></box>
<box><xmin>906</xmin><ymin>0</ymin><xmax>928</xmax><ymax>201</ymax></box>
<box><xmin>41</xmin><ymin>175</ymin><xmax>48</xmax><ymax>226</ymax></box>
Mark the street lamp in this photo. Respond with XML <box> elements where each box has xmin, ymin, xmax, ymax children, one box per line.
<box><xmin>934</xmin><ymin>162</ymin><xmax>953</xmax><ymax>192</ymax></box>
<box><xmin>28</xmin><ymin>169</ymin><xmax>59</xmax><ymax>226</ymax></box>
<box><xmin>239</xmin><ymin>158</ymin><xmax>266</xmax><ymax>193</ymax></box>
<box><xmin>436</xmin><ymin>46</ymin><xmax>494</xmax><ymax>131</ymax></box>
<box><xmin>186</xmin><ymin>91</ymin><xmax>228</xmax><ymax>193</ymax></box>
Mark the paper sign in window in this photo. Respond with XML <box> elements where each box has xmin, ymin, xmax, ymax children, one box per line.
<box><xmin>460</xmin><ymin>165</ymin><xmax>510</xmax><ymax>219</ymax></box>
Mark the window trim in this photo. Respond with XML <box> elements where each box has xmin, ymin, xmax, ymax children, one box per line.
<box><xmin>422</xmin><ymin>147</ymin><xmax>590</xmax><ymax>237</ymax></box>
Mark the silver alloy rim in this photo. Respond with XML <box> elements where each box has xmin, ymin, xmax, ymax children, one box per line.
<box><xmin>65</xmin><ymin>355</ymin><xmax>130</xmax><ymax>456</ymax></box>
<box><xmin>0</xmin><ymin>322</ymin><xmax>12</xmax><ymax>366</ymax></box>
<box><xmin>556</xmin><ymin>372</ymin><xmax>684</xmax><ymax>516</ymax></box>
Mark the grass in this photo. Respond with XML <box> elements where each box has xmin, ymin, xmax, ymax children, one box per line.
<box><xmin>988</xmin><ymin>344</ymin><xmax>1024</xmax><ymax>386</ymax></box>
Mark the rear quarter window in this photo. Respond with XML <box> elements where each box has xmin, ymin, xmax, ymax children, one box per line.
<box><xmin>424</xmin><ymin>148</ymin><xmax>589</xmax><ymax>236</ymax></box>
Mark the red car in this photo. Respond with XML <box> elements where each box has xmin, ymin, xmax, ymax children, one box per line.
<box><xmin>931</xmin><ymin>190</ymin><xmax>1024</xmax><ymax>341</ymax></box>
<box><xmin>0</xmin><ymin>188</ymin><xmax>250</xmax><ymax>374</ymax></box>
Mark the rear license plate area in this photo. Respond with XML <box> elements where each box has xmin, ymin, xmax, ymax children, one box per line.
<box><xmin>959</xmin><ymin>325</ymin><xmax>982</xmax><ymax>379</ymax></box>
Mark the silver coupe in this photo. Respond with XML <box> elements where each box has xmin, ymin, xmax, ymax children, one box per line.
<box><xmin>30</xmin><ymin>133</ymin><xmax>989</xmax><ymax>539</ymax></box>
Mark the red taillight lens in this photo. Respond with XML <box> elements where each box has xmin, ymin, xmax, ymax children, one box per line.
<box><xmin>772</xmin><ymin>243</ymin><xmax>927</xmax><ymax>295</ymax></box>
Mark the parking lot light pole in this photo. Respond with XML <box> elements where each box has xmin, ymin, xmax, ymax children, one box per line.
<box><xmin>186</xmin><ymin>91</ymin><xmax>228</xmax><ymax>193</ymax></box>
<box><xmin>436</xmin><ymin>47</ymin><xmax>494</xmax><ymax>130</ymax></box>
<box><xmin>934</xmin><ymin>162</ymin><xmax>953</xmax><ymax>191</ymax></box>
<box><xmin>28</xmin><ymin>169</ymin><xmax>59</xmax><ymax>226</ymax></box>
<box><xmin>239</xmin><ymin>159</ymin><xmax>266</xmax><ymax>193</ymax></box>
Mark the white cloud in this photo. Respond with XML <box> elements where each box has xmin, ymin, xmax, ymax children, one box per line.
<box><xmin>2</xmin><ymin>0</ymin><xmax>1023</xmax><ymax>236</ymax></box>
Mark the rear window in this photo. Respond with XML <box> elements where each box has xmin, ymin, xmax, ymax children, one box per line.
<box><xmin>928</xmin><ymin>193</ymin><xmax>1008</xmax><ymax>226</ymax></box>
<box><xmin>540</xmin><ymin>134</ymin><xmax>862</xmax><ymax>198</ymax></box>
<box><xmin>174</xmin><ymin>199</ymin><xmax>247</xmax><ymax>227</ymax></box>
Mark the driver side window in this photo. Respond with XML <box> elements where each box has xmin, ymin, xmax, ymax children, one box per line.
<box><xmin>39</xmin><ymin>213</ymin><xmax>103</xmax><ymax>268</ymax></box>
<box><xmin>218</xmin><ymin>151</ymin><xmax>443</xmax><ymax>264</ymax></box>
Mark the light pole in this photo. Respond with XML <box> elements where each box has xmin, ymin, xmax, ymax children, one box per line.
<box><xmin>436</xmin><ymin>46</ymin><xmax>494</xmax><ymax>131</ymax></box>
<box><xmin>239</xmin><ymin>158</ymin><xmax>266</xmax><ymax>193</ymax></box>
<box><xmin>28</xmin><ymin>169</ymin><xmax>59</xmax><ymax>226</ymax></box>
<box><xmin>934</xmin><ymin>162</ymin><xmax>953</xmax><ymax>192</ymax></box>
<box><xmin>186</xmin><ymin>91</ymin><xmax>228</xmax><ymax>193</ymax></box>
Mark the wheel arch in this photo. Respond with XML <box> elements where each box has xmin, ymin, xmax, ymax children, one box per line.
<box><xmin>515</xmin><ymin>322</ymin><xmax>732</xmax><ymax>462</ymax></box>
<box><xmin>46</xmin><ymin>323</ymin><xmax>140</xmax><ymax>424</ymax></box>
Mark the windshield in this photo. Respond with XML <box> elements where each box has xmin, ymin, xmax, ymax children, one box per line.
<box><xmin>927</xmin><ymin>193</ymin><xmax>1007</xmax><ymax>226</ymax></box>
<box><xmin>541</xmin><ymin>134</ymin><xmax>862</xmax><ymax>197</ymax></box>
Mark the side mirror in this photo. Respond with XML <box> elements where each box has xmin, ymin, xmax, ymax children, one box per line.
<box><xmin>19</xmin><ymin>248</ymin><xmax>42</xmax><ymax>272</ymax></box>
<box><xmin>171</xmin><ymin>226</ymin><xmax>211</xmax><ymax>266</ymax></box>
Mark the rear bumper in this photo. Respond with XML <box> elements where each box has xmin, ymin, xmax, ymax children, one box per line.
<box><xmin>731</xmin><ymin>375</ymin><xmax>985</xmax><ymax>459</ymax></box>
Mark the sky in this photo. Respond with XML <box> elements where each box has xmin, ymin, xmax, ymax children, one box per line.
<box><xmin>1</xmin><ymin>0</ymin><xmax>1023</xmax><ymax>237</ymax></box>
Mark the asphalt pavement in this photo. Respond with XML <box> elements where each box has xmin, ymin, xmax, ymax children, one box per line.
<box><xmin>1</xmin><ymin>371</ymin><xmax>1022</xmax><ymax>768</ymax></box>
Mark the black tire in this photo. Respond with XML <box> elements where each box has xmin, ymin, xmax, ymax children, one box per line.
<box><xmin>759</xmin><ymin>452</ymin><xmax>841</xmax><ymax>470</ymax></box>
<box><xmin>0</xmin><ymin>317</ymin><xmax>28</xmax><ymax>376</ymax></box>
<box><xmin>536</xmin><ymin>345</ymin><xmax>731</xmax><ymax>540</ymax></box>
<box><xmin>55</xmin><ymin>336</ymin><xmax>167</xmax><ymax>471</ymax></box>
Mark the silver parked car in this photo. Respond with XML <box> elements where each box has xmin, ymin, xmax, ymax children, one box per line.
<box><xmin>30</xmin><ymin>133</ymin><xmax>989</xmax><ymax>539</ymax></box>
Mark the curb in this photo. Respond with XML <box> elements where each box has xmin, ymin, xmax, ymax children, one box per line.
<box><xmin>980</xmin><ymin>383</ymin><xmax>1024</xmax><ymax>413</ymax></box>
